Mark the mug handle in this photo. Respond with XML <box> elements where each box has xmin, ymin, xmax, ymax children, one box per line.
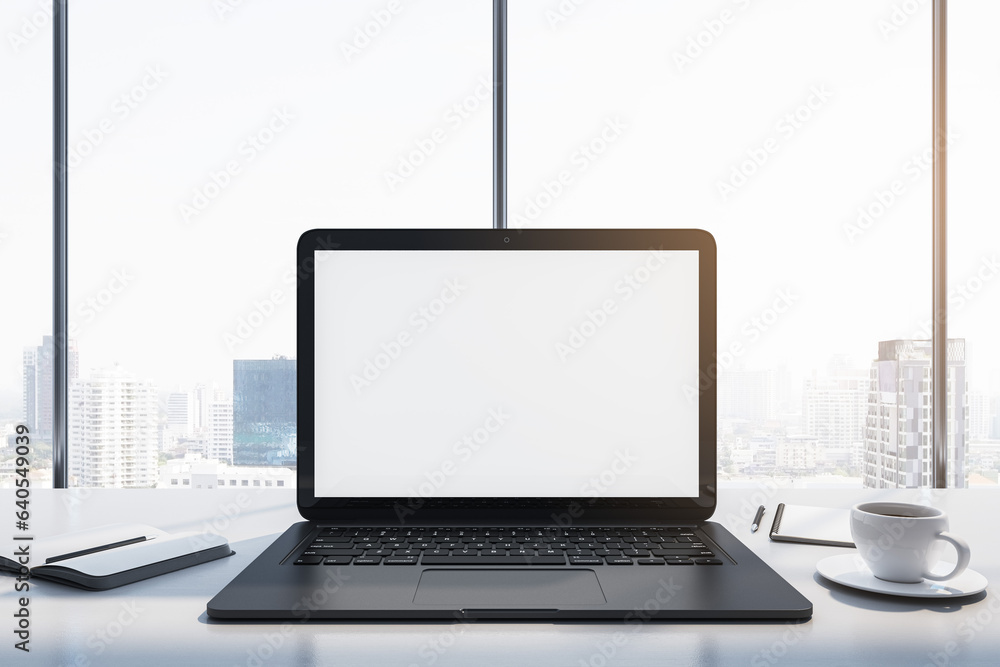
<box><xmin>922</xmin><ymin>532</ymin><xmax>971</xmax><ymax>582</ymax></box>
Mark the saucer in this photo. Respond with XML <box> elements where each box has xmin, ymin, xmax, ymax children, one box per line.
<box><xmin>816</xmin><ymin>553</ymin><xmax>988</xmax><ymax>598</ymax></box>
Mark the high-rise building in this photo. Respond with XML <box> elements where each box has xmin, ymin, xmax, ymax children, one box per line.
<box><xmin>864</xmin><ymin>339</ymin><xmax>968</xmax><ymax>489</ymax></box>
<box><xmin>232</xmin><ymin>357</ymin><xmax>296</xmax><ymax>466</ymax></box>
<box><xmin>208</xmin><ymin>400</ymin><xmax>234</xmax><ymax>464</ymax></box>
<box><xmin>718</xmin><ymin>368</ymin><xmax>776</xmax><ymax>423</ymax></box>
<box><xmin>992</xmin><ymin>396</ymin><xmax>1000</xmax><ymax>440</ymax></box>
<box><xmin>166</xmin><ymin>390</ymin><xmax>195</xmax><ymax>434</ymax></box>
<box><xmin>803</xmin><ymin>362</ymin><xmax>868</xmax><ymax>472</ymax></box>
<box><xmin>967</xmin><ymin>390</ymin><xmax>993</xmax><ymax>441</ymax></box>
<box><xmin>22</xmin><ymin>336</ymin><xmax>78</xmax><ymax>441</ymax></box>
<box><xmin>192</xmin><ymin>382</ymin><xmax>214</xmax><ymax>432</ymax></box>
<box><xmin>69</xmin><ymin>367</ymin><xmax>158</xmax><ymax>488</ymax></box>
<box><xmin>22</xmin><ymin>349</ymin><xmax>36</xmax><ymax>435</ymax></box>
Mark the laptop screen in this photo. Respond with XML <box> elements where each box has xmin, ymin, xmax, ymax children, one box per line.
<box><xmin>311</xmin><ymin>246</ymin><xmax>700</xmax><ymax>500</ymax></box>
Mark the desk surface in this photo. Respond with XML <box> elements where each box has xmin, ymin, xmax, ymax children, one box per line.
<box><xmin>1</xmin><ymin>487</ymin><xmax>997</xmax><ymax>666</ymax></box>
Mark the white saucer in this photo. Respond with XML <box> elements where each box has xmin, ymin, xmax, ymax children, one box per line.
<box><xmin>816</xmin><ymin>553</ymin><xmax>988</xmax><ymax>598</ymax></box>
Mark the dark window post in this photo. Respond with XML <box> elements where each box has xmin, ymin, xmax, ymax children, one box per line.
<box><xmin>53</xmin><ymin>0</ymin><xmax>69</xmax><ymax>489</ymax></box>
<box><xmin>932</xmin><ymin>0</ymin><xmax>948</xmax><ymax>489</ymax></box>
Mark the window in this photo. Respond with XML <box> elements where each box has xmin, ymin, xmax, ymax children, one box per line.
<box><xmin>949</xmin><ymin>1</ymin><xmax>1000</xmax><ymax>487</ymax></box>
<box><xmin>5</xmin><ymin>2</ymin><xmax>986</xmax><ymax>491</ymax></box>
<box><xmin>509</xmin><ymin>1</ymin><xmax>931</xmax><ymax>488</ymax></box>
<box><xmin>58</xmin><ymin>0</ymin><xmax>493</xmax><ymax>488</ymax></box>
<box><xmin>2</xmin><ymin>0</ymin><xmax>53</xmax><ymax>490</ymax></box>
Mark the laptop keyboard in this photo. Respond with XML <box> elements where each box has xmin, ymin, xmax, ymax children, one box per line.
<box><xmin>292</xmin><ymin>527</ymin><xmax>723</xmax><ymax>567</ymax></box>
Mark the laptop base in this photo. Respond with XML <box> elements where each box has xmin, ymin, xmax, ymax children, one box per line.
<box><xmin>207</xmin><ymin>521</ymin><xmax>812</xmax><ymax>620</ymax></box>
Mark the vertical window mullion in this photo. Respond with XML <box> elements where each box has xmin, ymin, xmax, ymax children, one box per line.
<box><xmin>493</xmin><ymin>0</ymin><xmax>507</xmax><ymax>230</ymax></box>
<box><xmin>932</xmin><ymin>0</ymin><xmax>948</xmax><ymax>489</ymax></box>
<box><xmin>53</xmin><ymin>0</ymin><xmax>69</xmax><ymax>489</ymax></box>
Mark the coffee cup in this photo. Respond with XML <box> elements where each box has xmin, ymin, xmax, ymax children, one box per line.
<box><xmin>850</xmin><ymin>502</ymin><xmax>971</xmax><ymax>583</ymax></box>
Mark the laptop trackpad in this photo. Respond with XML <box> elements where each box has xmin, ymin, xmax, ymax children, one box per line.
<box><xmin>413</xmin><ymin>569</ymin><xmax>606</xmax><ymax>606</ymax></box>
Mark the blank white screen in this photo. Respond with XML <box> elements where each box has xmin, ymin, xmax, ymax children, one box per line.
<box><xmin>314</xmin><ymin>249</ymin><xmax>699</xmax><ymax>498</ymax></box>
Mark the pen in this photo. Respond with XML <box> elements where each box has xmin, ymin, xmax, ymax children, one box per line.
<box><xmin>750</xmin><ymin>505</ymin><xmax>765</xmax><ymax>533</ymax></box>
<box><xmin>45</xmin><ymin>535</ymin><xmax>155</xmax><ymax>564</ymax></box>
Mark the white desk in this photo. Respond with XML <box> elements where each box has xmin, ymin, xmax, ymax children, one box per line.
<box><xmin>2</xmin><ymin>487</ymin><xmax>997</xmax><ymax>666</ymax></box>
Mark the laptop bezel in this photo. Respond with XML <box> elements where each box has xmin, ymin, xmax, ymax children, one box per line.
<box><xmin>295</xmin><ymin>228</ymin><xmax>717</xmax><ymax>525</ymax></box>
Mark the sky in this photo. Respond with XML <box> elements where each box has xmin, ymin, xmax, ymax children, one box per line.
<box><xmin>2</xmin><ymin>0</ymin><xmax>1000</xmax><ymax>416</ymax></box>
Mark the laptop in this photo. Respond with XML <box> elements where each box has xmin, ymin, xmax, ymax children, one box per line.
<box><xmin>207</xmin><ymin>228</ymin><xmax>812</xmax><ymax>620</ymax></box>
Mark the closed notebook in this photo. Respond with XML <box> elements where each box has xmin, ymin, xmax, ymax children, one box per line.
<box><xmin>768</xmin><ymin>504</ymin><xmax>855</xmax><ymax>548</ymax></box>
<box><xmin>1</xmin><ymin>523</ymin><xmax>232</xmax><ymax>590</ymax></box>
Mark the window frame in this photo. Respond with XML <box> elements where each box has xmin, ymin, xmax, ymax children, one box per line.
<box><xmin>48</xmin><ymin>0</ymin><xmax>955</xmax><ymax>489</ymax></box>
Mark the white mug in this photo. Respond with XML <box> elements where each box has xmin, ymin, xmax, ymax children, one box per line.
<box><xmin>850</xmin><ymin>502</ymin><xmax>971</xmax><ymax>583</ymax></box>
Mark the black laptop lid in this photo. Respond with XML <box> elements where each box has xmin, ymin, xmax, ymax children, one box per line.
<box><xmin>296</xmin><ymin>229</ymin><xmax>716</xmax><ymax>525</ymax></box>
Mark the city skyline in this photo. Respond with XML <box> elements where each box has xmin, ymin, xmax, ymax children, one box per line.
<box><xmin>5</xmin><ymin>332</ymin><xmax>999</xmax><ymax>490</ymax></box>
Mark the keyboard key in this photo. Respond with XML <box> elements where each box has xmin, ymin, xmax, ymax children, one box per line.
<box><xmin>666</xmin><ymin>559</ymin><xmax>694</xmax><ymax>565</ymax></box>
<box><xmin>651</xmin><ymin>548</ymin><xmax>715</xmax><ymax>557</ymax></box>
<box><xmin>637</xmin><ymin>558</ymin><xmax>666</xmax><ymax>565</ymax></box>
<box><xmin>568</xmin><ymin>557</ymin><xmax>603</xmax><ymax>565</ymax></box>
<box><xmin>421</xmin><ymin>556</ymin><xmax>566</xmax><ymax>565</ymax></box>
<box><xmin>353</xmin><ymin>557</ymin><xmax>382</xmax><ymax>565</ymax></box>
<box><xmin>393</xmin><ymin>549</ymin><xmax>418</xmax><ymax>557</ymax></box>
<box><xmin>294</xmin><ymin>556</ymin><xmax>323</xmax><ymax>565</ymax></box>
<box><xmin>323</xmin><ymin>556</ymin><xmax>353</xmax><ymax>565</ymax></box>
<box><xmin>695</xmin><ymin>558</ymin><xmax>723</xmax><ymax>565</ymax></box>
<box><xmin>384</xmin><ymin>557</ymin><xmax>419</xmax><ymax>565</ymax></box>
<box><xmin>606</xmin><ymin>558</ymin><xmax>634</xmax><ymax>566</ymax></box>
<box><xmin>622</xmin><ymin>549</ymin><xmax>651</xmax><ymax>557</ymax></box>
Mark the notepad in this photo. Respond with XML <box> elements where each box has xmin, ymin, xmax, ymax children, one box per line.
<box><xmin>0</xmin><ymin>523</ymin><xmax>233</xmax><ymax>590</ymax></box>
<box><xmin>769</xmin><ymin>504</ymin><xmax>855</xmax><ymax>548</ymax></box>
